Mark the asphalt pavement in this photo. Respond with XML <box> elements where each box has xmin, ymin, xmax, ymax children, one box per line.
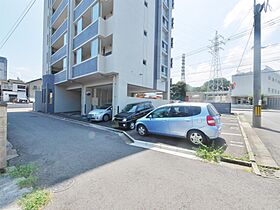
<box><xmin>234</xmin><ymin>109</ymin><xmax>280</xmax><ymax>166</ymax></box>
<box><xmin>5</xmin><ymin>108</ymin><xmax>280</xmax><ymax>209</ymax></box>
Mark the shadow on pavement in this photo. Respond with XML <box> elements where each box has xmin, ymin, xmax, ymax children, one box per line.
<box><xmin>260</xmin><ymin>127</ymin><xmax>280</xmax><ymax>134</ymax></box>
<box><xmin>7</xmin><ymin>110</ymin><xmax>145</xmax><ymax>208</ymax></box>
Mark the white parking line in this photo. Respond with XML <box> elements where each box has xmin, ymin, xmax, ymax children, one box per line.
<box><xmin>230</xmin><ymin>144</ymin><xmax>245</xmax><ymax>148</ymax></box>
<box><xmin>221</xmin><ymin>132</ymin><xmax>242</xmax><ymax>137</ymax></box>
<box><xmin>222</xmin><ymin>122</ymin><xmax>239</xmax><ymax>125</ymax></box>
<box><xmin>230</xmin><ymin>141</ymin><xmax>244</xmax><ymax>145</ymax></box>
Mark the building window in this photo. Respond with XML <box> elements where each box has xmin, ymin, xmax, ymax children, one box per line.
<box><xmin>162</xmin><ymin>41</ymin><xmax>168</xmax><ymax>53</ymax></box>
<box><xmin>75</xmin><ymin>48</ymin><xmax>82</xmax><ymax>65</ymax></box>
<box><xmin>91</xmin><ymin>38</ymin><xmax>99</xmax><ymax>58</ymax></box>
<box><xmin>63</xmin><ymin>58</ymin><xmax>67</xmax><ymax>70</ymax></box>
<box><xmin>268</xmin><ymin>76</ymin><xmax>271</xmax><ymax>80</ymax></box>
<box><xmin>144</xmin><ymin>30</ymin><xmax>147</xmax><ymax>36</ymax></box>
<box><xmin>76</xmin><ymin>18</ymin><xmax>83</xmax><ymax>35</ymax></box>
<box><xmin>144</xmin><ymin>1</ymin><xmax>148</xmax><ymax>7</ymax></box>
<box><xmin>268</xmin><ymin>88</ymin><xmax>270</xmax><ymax>93</ymax></box>
<box><xmin>63</xmin><ymin>33</ymin><xmax>67</xmax><ymax>45</ymax></box>
<box><xmin>143</xmin><ymin>60</ymin><xmax>147</xmax><ymax>65</ymax></box>
<box><xmin>92</xmin><ymin>2</ymin><xmax>99</xmax><ymax>23</ymax></box>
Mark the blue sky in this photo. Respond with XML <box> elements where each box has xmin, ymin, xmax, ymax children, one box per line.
<box><xmin>0</xmin><ymin>0</ymin><xmax>279</xmax><ymax>86</ymax></box>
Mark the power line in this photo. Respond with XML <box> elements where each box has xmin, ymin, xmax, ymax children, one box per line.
<box><xmin>0</xmin><ymin>0</ymin><xmax>37</xmax><ymax>49</ymax></box>
<box><xmin>236</xmin><ymin>26</ymin><xmax>254</xmax><ymax>73</ymax></box>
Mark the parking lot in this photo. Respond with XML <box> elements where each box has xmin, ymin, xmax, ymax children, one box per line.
<box><xmin>58</xmin><ymin>112</ymin><xmax>248</xmax><ymax>159</ymax></box>
<box><xmin>125</xmin><ymin>114</ymin><xmax>247</xmax><ymax>158</ymax></box>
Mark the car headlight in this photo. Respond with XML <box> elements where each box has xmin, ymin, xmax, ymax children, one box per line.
<box><xmin>122</xmin><ymin>118</ymin><xmax>127</xmax><ymax>122</ymax></box>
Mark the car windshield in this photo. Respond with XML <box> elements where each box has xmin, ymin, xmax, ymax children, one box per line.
<box><xmin>122</xmin><ymin>104</ymin><xmax>138</xmax><ymax>113</ymax></box>
<box><xmin>97</xmin><ymin>104</ymin><xmax>111</xmax><ymax>109</ymax></box>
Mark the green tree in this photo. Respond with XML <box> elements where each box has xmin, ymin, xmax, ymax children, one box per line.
<box><xmin>171</xmin><ymin>81</ymin><xmax>189</xmax><ymax>101</ymax></box>
<box><xmin>200</xmin><ymin>78</ymin><xmax>231</xmax><ymax>92</ymax></box>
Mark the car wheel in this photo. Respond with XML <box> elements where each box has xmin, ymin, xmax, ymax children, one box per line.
<box><xmin>187</xmin><ymin>130</ymin><xmax>208</xmax><ymax>146</ymax></box>
<box><xmin>137</xmin><ymin>124</ymin><xmax>148</xmax><ymax>136</ymax></box>
<box><xmin>129</xmin><ymin>121</ymin><xmax>136</xmax><ymax>130</ymax></box>
<box><xmin>103</xmin><ymin>114</ymin><xmax>110</xmax><ymax>122</ymax></box>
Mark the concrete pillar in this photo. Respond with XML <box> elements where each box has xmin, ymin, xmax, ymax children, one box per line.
<box><xmin>81</xmin><ymin>86</ymin><xmax>86</xmax><ymax>116</ymax></box>
<box><xmin>81</xmin><ymin>86</ymin><xmax>93</xmax><ymax>116</ymax></box>
<box><xmin>0</xmin><ymin>103</ymin><xmax>7</xmax><ymax>171</ymax></box>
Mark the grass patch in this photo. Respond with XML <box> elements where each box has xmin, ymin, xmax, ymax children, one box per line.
<box><xmin>18</xmin><ymin>176</ymin><xmax>38</xmax><ymax>188</ymax></box>
<box><xmin>18</xmin><ymin>189</ymin><xmax>51</xmax><ymax>210</ymax></box>
<box><xmin>6</xmin><ymin>164</ymin><xmax>38</xmax><ymax>188</ymax></box>
<box><xmin>221</xmin><ymin>154</ymin><xmax>250</xmax><ymax>162</ymax></box>
<box><xmin>196</xmin><ymin>144</ymin><xmax>226</xmax><ymax>162</ymax></box>
<box><xmin>7</xmin><ymin>164</ymin><xmax>37</xmax><ymax>178</ymax></box>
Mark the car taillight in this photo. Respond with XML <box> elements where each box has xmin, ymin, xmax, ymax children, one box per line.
<box><xmin>207</xmin><ymin>116</ymin><xmax>216</xmax><ymax>126</ymax></box>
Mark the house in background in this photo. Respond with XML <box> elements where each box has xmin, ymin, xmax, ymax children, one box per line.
<box><xmin>26</xmin><ymin>78</ymin><xmax>42</xmax><ymax>102</ymax></box>
<box><xmin>0</xmin><ymin>79</ymin><xmax>27</xmax><ymax>102</ymax></box>
<box><xmin>40</xmin><ymin>0</ymin><xmax>174</xmax><ymax>115</ymax></box>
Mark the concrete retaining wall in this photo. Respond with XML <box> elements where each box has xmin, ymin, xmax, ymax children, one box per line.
<box><xmin>211</xmin><ymin>102</ymin><xmax>231</xmax><ymax>114</ymax></box>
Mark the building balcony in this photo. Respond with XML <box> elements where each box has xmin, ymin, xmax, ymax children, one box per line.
<box><xmin>51</xmin><ymin>0</ymin><xmax>68</xmax><ymax>26</ymax></box>
<box><xmin>98</xmin><ymin>17</ymin><xmax>114</xmax><ymax>37</ymax></box>
<box><xmin>72</xmin><ymin>57</ymin><xmax>98</xmax><ymax>78</ymax></box>
<box><xmin>54</xmin><ymin>70</ymin><xmax>67</xmax><ymax>84</ymax></box>
<box><xmin>51</xmin><ymin>20</ymin><xmax>67</xmax><ymax>45</ymax></box>
<box><xmin>51</xmin><ymin>45</ymin><xmax>67</xmax><ymax>65</ymax></box>
<box><xmin>73</xmin><ymin>21</ymin><xmax>98</xmax><ymax>50</ymax></box>
<box><xmin>74</xmin><ymin>0</ymin><xmax>95</xmax><ymax>21</ymax></box>
<box><xmin>163</xmin><ymin>0</ymin><xmax>169</xmax><ymax>9</ymax></box>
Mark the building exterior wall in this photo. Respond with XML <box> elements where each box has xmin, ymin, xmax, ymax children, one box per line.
<box><xmin>26</xmin><ymin>79</ymin><xmax>42</xmax><ymax>99</ymax></box>
<box><xmin>0</xmin><ymin>57</ymin><xmax>7</xmax><ymax>81</ymax></box>
<box><xmin>42</xmin><ymin>0</ymin><xmax>173</xmax><ymax>115</ymax></box>
<box><xmin>232</xmin><ymin>68</ymin><xmax>280</xmax><ymax>97</ymax></box>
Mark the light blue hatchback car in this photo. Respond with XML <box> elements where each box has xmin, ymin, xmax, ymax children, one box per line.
<box><xmin>136</xmin><ymin>103</ymin><xmax>222</xmax><ymax>145</ymax></box>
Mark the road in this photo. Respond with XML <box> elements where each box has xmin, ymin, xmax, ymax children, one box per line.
<box><xmin>6</xmin><ymin>109</ymin><xmax>280</xmax><ymax>210</ymax></box>
<box><xmin>235</xmin><ymin>109</ymin><xmax>280</xmax><ymax>165</ymax></box>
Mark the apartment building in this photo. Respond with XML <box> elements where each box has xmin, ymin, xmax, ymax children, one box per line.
<box><xmin>0</xmin><ymin>79</ymin><xmax>27</xmax><ymax>102</ymax></box>
<box><xmin>0</xmin><ymin>57</ymin><xmax>7</xmax><ymax>81</ymax></box>
<box><xmin>42</xmin><ymin>0</ymin><xmax>174</xmax><ymax>115</ymax></box>
<box><xmin>231</xmin><ymin>67</ymin><xmax>280</xmax><ymax>105</ymax></box>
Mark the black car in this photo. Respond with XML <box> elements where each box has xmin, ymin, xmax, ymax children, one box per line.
<box><xmin>113</xmin><ymin>101</ymin><xmax>154</xmax><ymax>130</ymax></box>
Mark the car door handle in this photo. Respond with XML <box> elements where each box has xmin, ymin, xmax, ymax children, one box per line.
<box><xmin>185</xmin><ymin>119</ymin><xmax>191</xmax><ymax>122</ymax></box>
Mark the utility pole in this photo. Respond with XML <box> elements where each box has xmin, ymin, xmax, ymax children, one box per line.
<box><xmin>181</xmin><ymin>53</ymin><xmax>186</xmax><ymax>83</ymax></box>
<box><xmin>252</xmin><ymin>0</ymin><xmax>263</xmax><ymax>128</ymax></box>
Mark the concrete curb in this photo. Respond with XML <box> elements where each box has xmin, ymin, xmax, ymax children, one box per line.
<box><xmin>33</xmin><ymin>112</ymin><xmax>252</xmax><ymax>171</ymax></box>
<box><xmin>236</xmin><ymin>114</ymin><xmax>262</xmax><ymax>176</ymax></box>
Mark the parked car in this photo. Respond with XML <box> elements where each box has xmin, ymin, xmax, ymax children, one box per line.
<box><xmin>113</xmin><ymin>101</ymin><xmax>154</xmax><ymax>130</ymax></box>
<box><xmin>87</xmin><ymin>104</ymin><xmax>112</xmax><ymax>122</ymax></box>
<box><xmin>16</xmin><ymin>98</ymin><xmax>28</xmax><ymax>103</ymax></box>
<box><xmin>136</xmin><ymin>102</ymin><xmax>221</xmax><ymax>145</ymax></box>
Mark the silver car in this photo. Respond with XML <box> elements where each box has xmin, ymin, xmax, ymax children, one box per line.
<box><xmin>136</xmin><ymin>102</ymin><xmax>221</xmax><ymax>145</ymax></box>
<box><xmin>87</xmin><ymin>104</ymin><xmax>112</xmax><ymax>122</ymax></box>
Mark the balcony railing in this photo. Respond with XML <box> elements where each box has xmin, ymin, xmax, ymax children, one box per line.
<box><xmin>51</xmin><ymin>20</ymin><xmax>67</xmax><ymax>45</ymax></box>
<box><xmin>72</xmin><ymin>57</ymin><xmax>98</xmax><ymax>78</ymax></box>
<box><xmin>51</xmin><ymin>0</ymin><xmax>68</xmax><ymax>25</ymax></box>
<box><xmin>74</xmin><ymin>0</ymin><xmax>95</xmax><ymax>21</ymax></box>
<box><xmin>51</xmin><ymin>45</ymin><xmax>67</xmax><ymax>65</ymax></box>
<box><xmin>54</xmin><ymin>70</ymin><xmax>67</xmax><ymax>84</ymax></box>
<box><xmin>73</xmin><ymin>21</ymin><xmax>98</xmax><ymax>49</ymax></box>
